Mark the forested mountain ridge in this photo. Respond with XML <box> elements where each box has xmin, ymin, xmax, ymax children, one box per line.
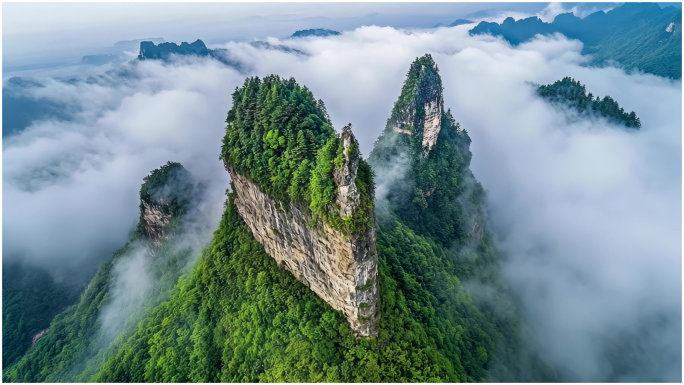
<box><xmin>4</xmin><ymin>57</ymin><xmax>554</xmax><ymax>382</ymax></box>
<box><xmin>137</xmin><ymin>39</ymin><xmax>242</xmax><ymax>69</ymax></box>
<box><xmin>470</xmin><ymin>2</ymin><xmax>682</xmax><ymax>79</ymax></box>
<box><xmin>537</xmin><ymin>77</ymin><xmax>641</xmax><ymax>129</ymax></box>
<box><xmin>3</xmin><ymin>162</ymin><xmax>203</xmax><ymax>382</ymax></box>
<box><xmin>291</xmin><ymin>29</ymin><xmax>341</xmax><ymax>38</ymax></box>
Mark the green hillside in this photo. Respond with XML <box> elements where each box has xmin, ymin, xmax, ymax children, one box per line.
<box><xmin>469</xmin><ymin>3</ymin><xmax>682</xmax><ymax>79</ymax></box>
<box><xmin>4</xmin><ymin>162</ymin><xmax>201</xmax><ymax>382</ymax></box>
<box><xmin>4</xmin><ymin>57</ymin><xmax>554</xmax><ymax>382</ymax></box>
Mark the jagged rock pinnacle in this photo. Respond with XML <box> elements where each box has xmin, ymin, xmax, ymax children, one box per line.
<box><xmin>388</xmin><ymin>54</ymin><xmax>444</xmax><ymax>157</ymax></box>
<box><xmin>334</xmin><ymin>124</ymin><xmax>361</xmax><ymax>218</ymax></box>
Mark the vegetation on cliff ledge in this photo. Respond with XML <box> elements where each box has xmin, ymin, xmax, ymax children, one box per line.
<box><xmin>221</xmin><ymin>75</ymin><xmax>374</xmax><ymax>236</ymax></box>
<box><xmin>89</xmin><ymin>195</ymin><xmax>513</xmax><ymax>382</ymax></box>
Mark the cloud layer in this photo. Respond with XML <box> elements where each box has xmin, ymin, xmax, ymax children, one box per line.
<box><xmin>3</xmin><ymin>21</ymin><xmax>681</xmax><ymax>381</ymax></box>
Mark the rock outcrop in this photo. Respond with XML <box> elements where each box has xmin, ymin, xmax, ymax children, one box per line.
<box><xmin>388</xmin><ymin>55</ymin><xmax>443</xmax><ymax>157</ymax></box>
<box><xmin>140</xmin><ymin>200</ymin><xmax>173</xmax><ymax>247</ymax></box>
<box><xmin>420</xmin><ymin>97</ymin><xmax>442</xmax><ymax>156</ymax></box>
<box><xmin>138</xmin><ymin>161</ymin><xmax>196</xmax><ymax>251</ymax></box>
<box><xmin>31</xmin><ymin>329</ymin><xmax>47</xmax><ymax>347</ymax></box>
<box><xmin>227</xmin><ymin>127</ymin><xmax>380</xmax><ymax>337</ymax></box>
<box><xmin>334</xmin><ymin>125</ymin><xmax>361</xmax><ymax>217</ymax></box>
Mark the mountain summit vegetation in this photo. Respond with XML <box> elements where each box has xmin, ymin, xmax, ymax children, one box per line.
<box><xmin>220</xmin><ymin>75</ymin><xmax>374</xmax><ymax>236</ymax></box>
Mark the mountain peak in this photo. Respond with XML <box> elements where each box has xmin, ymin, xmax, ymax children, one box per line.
<box><xmin>138</xmin><ymin>39</ymin><xmax>210</xmax><ymax>61</ymax></box>
<box><xmin>388</xmin><ymin>53</ymin><xmax>443</xmax><ymax>156</ymax></box>
<box><xmin>291</xmin><ymin>28</ymin><xmax>341</xmax><ymax>38</ymax></box>
<box><xmin>138</xmin><ymin>161</ymin><xmax>196</xmax><ymax>247</ymax></box>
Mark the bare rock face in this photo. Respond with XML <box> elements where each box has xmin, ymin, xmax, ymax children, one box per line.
<box><xmin>141</xmin><ymin>201</ymin><xmax>173</xmax><ymax>247</ymax></box>
<box><xmin>389</xmin><ymin>60</ymin><xmax>443</xmax><ymax>158</ymax></box>
<box><xmin>421</xmin><ymin>97</ymin><xmax>442</xmax><ymax>156</ymax></box>
<box><xmin>334</xmin><ymin>125</ymin><xmax>361</xmax><ymax>218</ymax></box>
<box><xmin>227</xmin><ymin>129</ymin><xmax>380</xmax><ymax>337</ymax></box>
<box><xmin>31</xmin><ymin>329</ymin><xmax>47</xmax><ymax>346</ymax></box>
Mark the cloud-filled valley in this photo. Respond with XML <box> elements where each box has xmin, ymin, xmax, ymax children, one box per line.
<box><xmin>3</xmin><ymin>17</ymin><xmax>681</xmax><ymax>381</ymax></box>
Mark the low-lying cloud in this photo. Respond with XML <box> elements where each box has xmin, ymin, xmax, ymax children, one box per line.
<box><xmin>3</xmin><ymin>59</ymin><xmax>240</xmax><ymax>280</ymax></box>
<box><xmin>3</xmin><ymin>19</ymin><xmax>680</xmax><ymax>381</ymax></box>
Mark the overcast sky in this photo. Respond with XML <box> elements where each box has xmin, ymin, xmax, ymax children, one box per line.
<box><xmin>2</xmin><ymin>2</ymin><xmax>580</xmax><ymax>69</ymax></box>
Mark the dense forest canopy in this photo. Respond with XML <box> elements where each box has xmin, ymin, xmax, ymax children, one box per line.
<box><xmin>221</xmin><ymin>75</ymin><xmax>374</xmax><ymax>236</ymax></box>
<box><xmin>537</xmin><ymin>77</ymin><xmax>641</xmax><ymax>129</ymax></box>
<box><xmin>89</xmin><ymin>195</ymin><xmax>531</xmax><ymax>382</ymax></box>
<box><xmin>2</xmin><ymin>262</ymin><xmax>80</xmax><ymax>368</ymax></box>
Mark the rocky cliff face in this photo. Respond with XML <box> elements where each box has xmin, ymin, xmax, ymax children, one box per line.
<box><xmin>334</xmin><ymin>125</ymin><xmax>361</xmax><ymax>217</ymax></box>
<box><xmin>227</xmin><ymin>128</ymin><xmax>379</xmax><ymax>337</ymax></box>
<box><xmin>138</xmin><ymin>161</ymin><xmax>196</xmax><ymax>252</ymax></box>
<box><xmin>420</xmin><ymin>97</ymin><xmax>442</xmax><ymax>156</ymax></box>
<box><xmin>388</xmin><ymin>57</ymin><xmax>443</xmax><ymax>157</ymax></box>
<box><xmin>141</xmin><ymin>201</ymin><xmax>173</xmax><ymax>247</ymax></box>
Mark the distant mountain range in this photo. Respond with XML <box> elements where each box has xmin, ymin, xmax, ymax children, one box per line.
<box><xmin>137</xmin><ymin>39</ymin><xmax>244</xmax><ymax>70</ymax></box>
<box><xmin>249</xmin><ymin>41</ymin><xmax>307</xmax><ymax>56</ymax></box>
<box><xmin>470</xmin><ymin>2</ymin><xmax>682</xmax><ymax>79</ymax></box>
<box><xmin>291</xmin><ymin>28</ymin><xmax>341</xmax><ymax>38</ymax></box>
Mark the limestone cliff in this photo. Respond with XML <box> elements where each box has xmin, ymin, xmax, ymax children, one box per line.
<box><xmin>388</xmin><ymin>54</ymin><xmax>443</xmax><ymax>157</ymax></box>
<box><xmin>138</xmin><ymin>161</ymin><xmax>196</xmax><ymax>251</ymax></box>
<box><xmin>226</xmin><ymin>126</ymin><xmax>379</xmax><ymax>337</ymax></box>
<box><xmin>140</xmin><ymin>200</ymin><xmax>172</xmax><ymax>247</ymax></box>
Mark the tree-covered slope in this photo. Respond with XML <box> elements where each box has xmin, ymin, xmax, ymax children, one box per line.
<box><xmin>537</xmin><ymin>77</ymin><xmax>641</xmax><ymax>129</ymax></box>
<box><xmin>2</xmin><ymin>262</ymin><xmax>80</xmax><ymax>368</ymax></box>
<box><xmin>470</xmin><ymin>2</ymin><xmax>682</xmax><ymax>79</ymax></box>
<box><xmin>6</xmin><ymin>61</ymin><xmax>554</xmax><ymax>382</ymax></box>
<box><xmin>62</xmin><ymin>70</ymin><xmax>550</xmax><ymax>382</ymax></box>
<box><xmin>92</xmin><ymin>194</ymin><xmax>514</xmax><ymax>382</ymax></box>
<box><xmin>3</xmin><ymin>162</ymin><xmax>202</xmax><ymax>382</ymax></box>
